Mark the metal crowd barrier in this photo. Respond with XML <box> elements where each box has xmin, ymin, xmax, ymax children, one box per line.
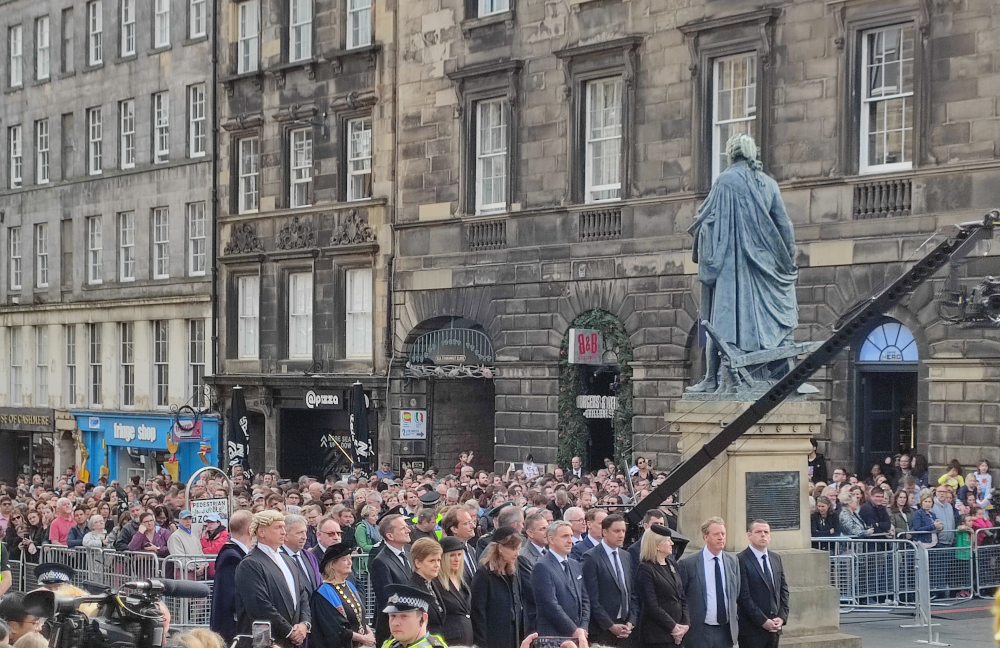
<box><xmin>815</xmin><ymin>536</ymin><xmax>922</xmax><ymax>609</ymax></box>
<box><xmin>352</xmin><ymin>554</ymin><xmax>375</xmax><ymax>623</ymax></box>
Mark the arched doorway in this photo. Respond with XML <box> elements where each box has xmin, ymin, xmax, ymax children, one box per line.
<box><xmin>855</xmin><ymin>319</ymin><xmax>918</xmax><ymax>475</ymax></box>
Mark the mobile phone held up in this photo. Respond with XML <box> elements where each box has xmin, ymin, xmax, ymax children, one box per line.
<box><xmin>531</xmin><ymin>637</ymin><xmax>576</xmax><ymax>648</ymax></box>
<box><xmin>252</xmin><ymin>621</ymin><xmax>272</xmax><ymax>648</ymax></box>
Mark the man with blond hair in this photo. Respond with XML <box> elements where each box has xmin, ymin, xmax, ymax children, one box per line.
<box><xmin>678</xmin><ymin>516</ymin><xmax>740</xmax><ymax>648</ymax></box>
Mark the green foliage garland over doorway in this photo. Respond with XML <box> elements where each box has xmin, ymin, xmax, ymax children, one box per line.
<box><xmin>557</xmin><ymin>309</ymin><xmax>634</xmax><ymax>468</ymax></box>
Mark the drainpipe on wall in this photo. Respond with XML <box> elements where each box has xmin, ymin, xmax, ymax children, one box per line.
<box><xmin>210</xmin><ymin>0</ymin><xmax>221</xmax><ymax>386</ymax></box>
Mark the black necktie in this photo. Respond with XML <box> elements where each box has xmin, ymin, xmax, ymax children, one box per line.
<box><xmin>714</xmin><ymin>556</ymin><xmax>728</xmax><ymax>625</ymax></box>
<box><xmin>612</xmin><ymin>550</ymin><xmax>627</xmax><ymax>618</ymax></box>
<box><xmin>761</xmin><ymin>553</ymin><xmax>775</xmax><ymax>596</ymax></box>
<box><xmin>295</xmin><ymin>552</ymin><xmax>313</xmax><ymax>587</ymax></box>
<box><xmin>399</xmin><ymin>550</ymin><xmax>410</xmax><ymax>570</ymax></box>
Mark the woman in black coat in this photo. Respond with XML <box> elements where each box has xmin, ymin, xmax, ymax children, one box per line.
<box><xmin>637</xmin><ymin>525</ymin><xmax>690</xmax><ymax>647</ymax></box>
<box><xmin>470</xmin><ymin>528</ymin><xmax>525</xmax><ymax>648</ymax></box>
<box><xmin>437</xmin><ymin>537</ymin><xmax>474</xmax><ymax>646</ymax></box>
<box><xmin>310</xmin><ymin>543</ymin><xmax>376</xmax><ymax>648</ymax></box>
<box><xmin>407</xmin><ymin>538</ymin><xmax>447</xmax><ymax>638</ymax></box>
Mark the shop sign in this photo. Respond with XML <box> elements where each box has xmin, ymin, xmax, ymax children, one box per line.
<box><xmin>84</xmin><ymin>415</ymin><xmax>167</xmax><ymax>450</ymax></box>
<box><xmin>0</xmin><ymin>408</ymin><xmax>54</xmax><ymax>432</ymax></box>
<box><xmin>304</xmin><ymin>390</ymin><xmax>344</xmax><ymax>409</ymax></box>
<box><xmin>576</xmin><ymin>395</ymin><xmax>618</xmax><ymax>419</ymax></box>
<box><xmin>173</xmin><ymin>420</ymin><xmax>203</xmax><ymax>442</ymax></box>
<box><xmin>398</xmin><ymin>456</ymin><xmax>426</xmax><ymax>472</ymax></box>
<box><xmin>400</xmin><ymin>410</ymin><xmax>427</xmax><ymax>439</ymax></box>
<box><xmin>189</xmin><ymin>498</ymin><xmax>229</xmax><ymax>525</ymax></box>
<box><xmin>568</xmin><ymin>329</ymin><xmax>605</xmax><ymax>365</ymax></box>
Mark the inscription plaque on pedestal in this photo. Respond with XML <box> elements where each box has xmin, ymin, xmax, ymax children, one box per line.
<box><xmin>746</xmin><ymin>471</ymin><xmax>800</xmax><ymax>530</ymax></box>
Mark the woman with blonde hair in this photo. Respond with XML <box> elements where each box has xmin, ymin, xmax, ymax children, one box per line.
<box><xmin>354</xmin><ymin>505</ymin><xmax>382</xmax><ymax>552</ymax></box>
<box><xmin>470</xmin><ymin>527</ymin><xmax>524</xmax><ymax>648</ymax></box>
<box><xmin>637</xmin><ymin>525</ymin><xmax>689</xmax><ymax>646</ymax></box>
<box><xmin>183</xmin><ymin>629</ymin><xmax>227</xmax><ymax>648</ymax></box>
<box><xmin>838</xmin><ymin>487</ymin><xmax>872</xmax><ymax>537</ymax></box>
<box><xmin>407</xmin><ymin>537</ymin><xmax>447</xmax><ymax>638</ymax></box>
<box><xmin>437</xmin><ymin>536</ymin><xmax>473</xmax><ymax>646</ymax></box>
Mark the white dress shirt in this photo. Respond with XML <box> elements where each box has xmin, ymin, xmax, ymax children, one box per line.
<box><xmin>702</xmin><ymin>546</ymin><xmax>728</xmax><ymax>626</ymax></box>
<box><xmin>259</xmin><ymin>542</ymin><xmax>298</xmax><ymax>608</ymax></box>
<box><xmin>601</xmin><ymin>540</ymin><xmax>628</xmax><ymax>618</ymax></box>
<box><xmin>531</xmin><ymin>542</ymin><xmax>548</xmax><ymax>557</ymax></box>
<box><xmin>231</xmin><ymin>537</ymin><xmax>250</xmax><ymax>555</ymax></box>
<box><xmin>749</xmin><ymin>545</ymin><xmax>774</xmax><ymax>589</ymax></box>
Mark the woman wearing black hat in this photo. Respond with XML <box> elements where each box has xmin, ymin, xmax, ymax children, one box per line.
<box><xmin>311</xmin><ymin>543</ymin><xmax>376</xmax><ymax>648</ymax></box>
<box><xmin>470</xmin><ymin>526</ymin><xmax>525</xmax><ymax>648</ymax></box>
<box><xmin>636</xmin><ymin>525</ymin><xmax>690</xmax><ymax>647</ymax></box>
<box><xmin>437</xmin><ymin>536</ymin><xmax>473</xmax><ymax>646</ymax></box>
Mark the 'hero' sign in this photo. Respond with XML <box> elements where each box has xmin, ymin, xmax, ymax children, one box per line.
<box><xmin>568</xmin><ymin>328</ymin><xmax>605</xmax><ymax>365</ymax></box>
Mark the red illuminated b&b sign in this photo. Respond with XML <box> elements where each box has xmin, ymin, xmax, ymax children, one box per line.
<box><xmin>568</xmin><ymin>328</ymin><xmax>605</xmax><ymax>365</ymax></box>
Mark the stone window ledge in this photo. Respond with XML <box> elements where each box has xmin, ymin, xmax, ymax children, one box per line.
<box><xmin>269</xmin><ymin>57</ymin><xmax>325</xmax><ymax>87</ymax></box>
<box><xmin>221</xmin><ymin>70</ymin><xmax>265</xmax><ymax>96</ymax></box>
<box><xmin>462</xmin><ymin>10</ymin><xmax>514</xmax><ymax>36</ymax></box>
<box><xmin>329</xmin><ymin>44</ymin><xmax>381</xmax><ymax>74</ymax></box>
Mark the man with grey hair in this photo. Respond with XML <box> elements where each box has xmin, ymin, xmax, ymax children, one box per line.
<box><xmin>282</xmin><ymin>513</ymin><xmax>320</xmax><ymax>593</ymax></box>
<box><xmin>531</xmin><ymin>520</ymin><xmax>589</xmax><ymax>646</ymax></box>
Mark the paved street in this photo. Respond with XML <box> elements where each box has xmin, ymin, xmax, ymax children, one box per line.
<box><xmin>841</xmin><ymin>600</ymin><xmax>995</xmax><ymax>647</ymax></box>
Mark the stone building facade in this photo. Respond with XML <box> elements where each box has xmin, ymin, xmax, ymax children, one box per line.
<box><xmin>0</xmin><ymin>0</ymin><xmax>218</xmax><ymax>484</ymax></box>
<box><xmin>208</xmin><ymin>0</ymin><xmax>395</xmax><ymax>477</ymax></box>
<box><xmin>389</xmin><ymin>0</ymin><xmax>1000</xmax><ymax>478</ymax></box>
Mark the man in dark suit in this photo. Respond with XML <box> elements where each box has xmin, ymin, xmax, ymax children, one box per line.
<box><xmin>283</xmin><ymin>514</ymin><xmax>322</xmax><ymax>593</ymax></box>
<box><xmin>517</xmin><ymin>512</ymin><xmax>549</xmax><ymax>633</ymax></box>
<box><xmin>368</xmin><ymin>513</ymin><xmax>412</xmax><ymax>647</ymax></box>
<box><xmin>737</xmin><ymin>520</ymin><xmax>790</xmax><ymax>648</ymax></box>
<box><xmin>581</xmin><ymin>514</ymin><xmax>640</xmax><ymax>646</ymax></box>
<box><xmin>211</xmin><ymin>510</ymin><xmax>253</xmax><ymax>643</ymax></box>
<box><xmin>309</xmin><ymin>516</ymin><xmax>343</xmax><ymax>563</ymax></box>
<box><xmin>531</xmin><ymin>520</ymin><xmax>589</xmax><ymax>648</ymax></box>
<box><xmin>677</xmin><ymin>516</ymin><xmax>740</xmax><ymax>648</ymax></box>
<box><xmin>234</xmin><ymin>511</ymin><xmax>311</xmax><ymax>648</ymax></box>
<box><xmin>627</xmin><ymin>508</ymin><xmax>666</xmax><ymax>579</ymax></box>
<box><xmin>441</xmin><ymin>506</ymin><xmax>478</xmax><ymax>584</ymax></box>
<box><xmin>570</xmin><ymin>508</ymin><xmax>606</xmax><ymax>561</ymax></box>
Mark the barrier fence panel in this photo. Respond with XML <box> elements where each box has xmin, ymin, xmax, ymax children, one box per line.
<box><xmin>972</xmin><ymin>525</ymin><xmax>1000</xmax><ymax>598</ymax></box>
<box><xmin>352</xmin><ymin>554</ymin><xmax>375</xmax><ymax>624</ymax></box>
<box><xmin>926</xmin><ymin>543</ymin><xmax>974</xmax><ymax>600</ymax></box>
<box><xmin>162</xmin><ymin>555</ymin><xmax>216</xmax><ymax>630</ymax></box>
<box><xmin>813</xmin><ymin>536</ymin><xmax>923</xmax><ymax>610</ymax></box>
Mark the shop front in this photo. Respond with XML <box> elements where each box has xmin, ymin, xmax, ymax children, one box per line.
<box><xmin>0</xmin><ymin>408</ymin><xmax>57</xmax><ymax>484</ymax></box>
<box><xmin>75</xmin><ymin>412</ymin><xmax>220</xmax><ymax>483</ymax></box>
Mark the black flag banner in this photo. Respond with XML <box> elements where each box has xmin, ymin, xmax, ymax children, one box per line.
<box><xmin>350</xmin><ymin>382</ymin><xmax>371</xmax><ymax>474</ymax></box>
<box><xmin>228</xmin><ymin>385</ymin><xmax>253</xmax><ymax>479</ymax></box>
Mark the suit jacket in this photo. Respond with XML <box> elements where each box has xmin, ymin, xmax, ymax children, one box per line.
<box><xmin>570</xmin><ymin>534</ymin><xmax>599</xmax><ymax>561</ymax></box>
<box><xmin>637</xmin><ymin>559</ymin><xmax>690</xmax><ymax>646</ymax></box>
<box><xmin>284</xmin><ymin>546</ymin><xmax>322</xmax><ymax>593</ymax></box>
<box><xmin>677</xmin><ymin>548</ymin><xmax>740</xmax><ymax>648</ymax></box>
<box><xmin>234</xmin><ymin>546</ymin><xmax>311</xmax><ymax>648</ymax></box>
<box><xmin>736</xmin><ymin>548</ymin><xmax>790</xmax><ymax>648</ymax></box>
<box><xmin>210</xmin><ymin>541</ymin><xmax>247</xmax><ymax>643</ymax></box>
<box><xmin>517</xmin><ymin>541</ymin><xmax>546</xmax><ymax>633</ymax></box>
<box><xmin>369</xmin><ymin>545</ymin><xmax>412</xmax><ymax>647</ymax></box>
<box><xmin>530</xmin><ymin>551</ymin><xmax>590</xmax><ymax>637</ymax></box>
<box><xmin>580</xmin><ymin>543</ymin><xmax>640</xmax><ymax>637</ymax></box>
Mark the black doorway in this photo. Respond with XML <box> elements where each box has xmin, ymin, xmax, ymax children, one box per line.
<box><xmin>581</xmin><ymin>365</ymin><xmax>619</xmax><ymax>471</ymax></box>
<box><xmin>430</xmin><ymin>380</ymin><xmax>496</xmax><ymax>471</ymax></box>
<box><xmin>856</xmin><ymin>371</ymin><xmax>917</xmax><ymax>475</ymax></box>
<box><xmin>280</xmin><ymin>409</ymin><xmax>353</xmax><ymax>480</ymax></box>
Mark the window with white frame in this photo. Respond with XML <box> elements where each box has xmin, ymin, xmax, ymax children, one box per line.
<box><xmin>36</xmin><ymin>17</ymin><xmax>50</xmax><ymax>80</ymax></box>
<box><xmin>120</xmin><ymin>100</ymin><xmax>135</xmax><ymax>169</ymax></box>
<box><xmin>9</xmin><ymin>25</ymin><xmax>22</xmax><ymax>88</ymax></box>
<box><xmin>119</xmin><ymin>211</ymin><xmax>135</xmax><ymax>281</ymax></box>
<box><xmin>35</xmin><ymin>223</ymin><xmax>48</xmax><ymax>288</ymax></box>
<box><xmin>237</xmin><ymin>275</ymin><xmax>259</xmax><ymax>358</ymax></box>
<box><xmin>187</xmin><ymin>202</ymin><xmax>206</xmax><ymax>276</ymax></box>
<box><xmin>238</xmin><ymin>137</ymin><xmax>259</xmax><ymax>213</ymax></box>
<box><xmin>475</xmin><ymin>99</ymin><xmax>507</xmax><ymax>214</ymax></box>
<box><xmin>152</xmin><ymin>207</ymin><xmax>170</xmax><ymax>279</ymax></box>
<box><xmin>153</xmin><ymin>320</ymin><xmax>169</xmax><ymax>407</ymax></box>
<box><xmin>189</xmin><ymin>84</ymin><xmax>206</xmax><ymax>157</ymax></box>
<box><xmin>87</xmin><ymin>215</ymin><xmax>103</xmax><ymax>284</ymax></box>
<box><xmin>237</xmin><ymin>0</ymin><xmax>259</xmax><ymax>74</ymax></box>
<box><xmin>9</xmin><ymin>125</ymin><xmax>22</xmax><ymax>188</ymax></box>
<box><xmin>88</xmin><ymin>107</ymin><xmax>103</xmax><ymax>174</ymax></box>
<box><xmin>88</xmin><ymin>1</ymin><xmax>103</xmax><ymax>65</ymax></box>
<box><xmin>584</xmin><ymin>77</ymin><xmax>622</xmax><ymax>203</ymax></box>
<box><xmin>290</xmin><ymin>0</ymin><xmax>312</xmax><ymax>61</ymax></box>
<box><xmin>10</xmin><ymin>328</ymin><xmax>22</xmax><ymax>406</ymax></box>
<box><xmin>153</xmin><ymin>92</ymin><xmax>169</xmax><ymax>163</ymax></box>
<box><xmin>347</xmin><ymin>0</ymin><xmax>371</xmax><ymax>50</ymax></box>
<box><xmin>711</xmin><ymin>52</ymin><xmax>757</xmax><ymax>180</ymax></box>
<box><xmin>36</xmin><ymin>120</ymin><xmax>49</xmax><ymax>184</ymax></box>
<box><xmin>288</xmin><ymin>272</ymin><xmax>312</xmax><ymax>358</ymax></box>
<box><xmin>35</xmin><ymin>326</ymin><xmax>48</xmax><ymax>406</ymax></box>
<box><xmin>189</xmin><ymin>319</ymin><xmax>205</xmax><ymax>407</ymax></box>
<box><xmin>479</xmin><ymin>0</ymin><xmax>509</xmax><ymax>17</ymax></box>
<box><xmin>290</xmin><ymin>129</ymin><xmax>313</xmax><ymax>207</ymax></box>
<box><xmin>860</xmin><ymin>24</ymin><xmax>915</xmax><ymax>174</ymax></box>
<box><xmin>190</xmin><ymin>0</ymin><xmax>207</xmax><ymax>38</ymax></box>
<box><xmin>62</xmin><ymin>8</ymin><xmax>74</xmax><ymax>74</ymax></box>
<box><xmin>65</xmin><ymin>325</ymin><xmax>76</xmax><ymax>406</ymax></box>
<box><xmin>121</xmin><ymin>0</ymin><xmax>135</xmax><ymax>56</ymax></box>
<box><xmin>347</xmin><ymin>117</ymin><xmax>372</xmax><ymax>201</ymax></box>
<box><xmin>9</xmin><ymin>227</ymin><xmax>22</xmax><ymax>290</ymax></box>
<box><xmin>346</xmin><ymin>268</ymin><xmax>372</xmax><ymax>358</ymax></box>
<box><xmin>88</xmin><ymin>322</ymin><xmax>102</xmax><ymax>406</ymax></box>
<box><xmin>119</xmin><ymin>321</ymin><xmax>134</xmax><ymax>407</ymax></box>
<box><xmin>154</xmin><ymin>0</ymin><xmax>171</xmax><ymax>48</ymax></box>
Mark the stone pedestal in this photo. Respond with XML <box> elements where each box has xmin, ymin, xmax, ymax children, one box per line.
<box><xmin>665</xmin><ymin>400</ymin><xmax>861</xmax><ymax>648</ymax></box>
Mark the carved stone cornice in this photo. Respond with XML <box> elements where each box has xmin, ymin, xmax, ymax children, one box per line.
<box><xmin>331</xmin><ymin>90</ymin><xmax>378</xmax><ymax>112</ymax></box>
<box><xmin>678</xmin><ymin>8</ymin><xmax>780</xmax><ymax>76</ymax></box>
<box><xmin>328</xmin><ymin>44</ymin><xmax>381</xmax><ymax>74</ymax></box>
<box><xmin>277</xmin><ymin>217</ymin><xmax>317</xmax><ymax>250</ymax></box>
<box><xmin>274</xmin><ymin>104</ymin><xmax>320</xmax><ymax>123</ymax></box>
<box><xmin>221</xmin><ymin>113</ymin><xmax>266</xmax><ymax>132</ymax></box>
<box><xmin>331</xmin><ymin>210</ymin><xmax>376</xmax><ymax>246</ymax></box>
<box><xmin>224</xmin><ymin>222</ymin><xmax>264</xmax><ymax>255</ymax></box>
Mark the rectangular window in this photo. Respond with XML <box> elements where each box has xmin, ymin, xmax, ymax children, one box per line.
<box><xmin>119</xmin><ymin>321</ymin><xmax>134</xmax><ymax>407</ymax></box>
<box><xmin>35</xmin><ymin>327</ymin><xmax>48</xmax><ymax>406</ymax></box>
<box><xmin>288</xmin><ymin>272</ymin><xmax>313</xmax><ymax>358</ymax></box>
<box><xmin>88</xmin><ymin>322</ymin><xmax>102</xmax><ymax>406</ymax></box>
<box><xmin>189</xmin><ymin>319</ymin><xmax>205</xmax><ymax>407</ymax></box>
<box><xmin>9</xmin><ymin>125</ymin><xmax>22</xmax><ymax>188</ymax></box>
<box><xmin>88</xmin><ymin>107</ymin><xmax>103</xmax><ymax>174</ymax></box>
<box><xmin>189</xmin><ymin>84</ymin><xmax>206</xmax><ymax>157</ymax></box>
<box><xmin>237</xmin><ymin>0</ymin><xmax>259</xmax><ymax>74</ymax></box>
<box><xmin>860</xmin><ymin>25</ymin><xmax>915</xmax><ymax>174</ymax></box>
<box><xmin>238</xmin><ymin>137</ymin><xmax>259</xmax><ymax>213</ymax></box>
<box><xmin>154</xmin><ymin>92</ymin><xmax>170</xmax><ymax>163</ymax></box>
<box><xmin>9</xmin><ymin>227</ymin><xmax>22</xmax><ymax>290</ymax></box>
<box><xmin>347</xmin><ymin>0</ymin><xmax>371</xmax><ymax>50</ymax></box>
<box><xmin>65</xmin><ymin>325</ymin><xmax>76</xmax><ymax>406</ymax></box>
<box><xmin>87</xmin><ymin>215</ymin><xmax>103</xmax><ymax>284</ymax></box>
<box><xmin>88</xmin><ymin>1</ymin><xmax>103</xmax><ymax>66</ymax></box>
<box><xmin>153</xmin><ymin>320</ymin><xmax>169</xmax><ymax>407</ymax></box>
<box><xmin>347</xmin><ymin>117</ymin><xmax>372</xmax><ymax>201</ymax></box>
<box><xmin>154</xmin><ymin>0</ymin><xmax>171</xmax><ymax>48</ymax></box>
<box><xmin>10</xmin><ymin>328</ymin><xmax>22</xmax><ymax>406</ymax></box>
<box><xmin>187</xmin><ymin>202</ymin><xmax>206</xmax><ymax>276</ymax></box>
<box><xmin>711</xmin><ymin>52</ymin><xmax>757</xmax><ymax>181</ymax></box>
<box><xmin>190</xmin><ymin>0</ymin><xmax>207</xmax><ymax>38</ymax></box>
<box><xmin>120</xmin><ymin>100</ymin><xmax>135</xmax><ymax>169</ymax></box>
<box><xmin>585</xmin><ymin>77</ymin><xmax>622</xmax><ymax>203</ymax></box>
<box><xmin>479</xmin><ymin>0</ymin><xmax>509</xmax><ymax>17</ymax></box>
<box><xmin>36</xmin><ymin>120</ymin><xmax>50</xmax><ymax>184</ymax></box>
<box><xmin>121</xmin><ymin>0</ymin><xmax>135</xmax><ymax>56</ymax></box>
<box><xmin>9</xmin><ymin>26</ymin><xmax>22</xmax><ymax>88</ymax></box>
<box><xmin>62</xmin><ymin>9</ymin><xmax>74</xmax><ymax>73</ymax></box>
<box><xmin>346</xmin><ymin>268</ymin><xmax>373</xmax><ymax>358</ymax></box>
<box><xmin>35</xmin><ymin>223</ymin><xmax>49</xmax><ymax>288</ymax></box>
<box><xmin>290</xmin><ymin>128</ymin><xmax>313</xmax><ymax>207</ymax></box>
<box><xmin>290</xmin><ymin>0</ymin><xmax>312</xmax><ymax>62</ymax></box>
<box><xmin>36</xmin><ymin>17</ymin><xmax>50</xmax><ymax>80</ymax></box>
<box><xmin>475</xmin><ymin>99</ymin><xmax>507</xmax><ymax>214</ymax></box>
<box><xmin>152</xmin><ymin>207</ymin><xmax>170</xmax><ymax>279</ymax></box>
<box><xmin>119</xmin><ymin>211</ymin><xmax>135</xmax><ymax>281</ymax></box>
<box><xmin>237</xmin><ymin>275</ymin><xmax>259</xmax><ymax>359</ymax></box>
